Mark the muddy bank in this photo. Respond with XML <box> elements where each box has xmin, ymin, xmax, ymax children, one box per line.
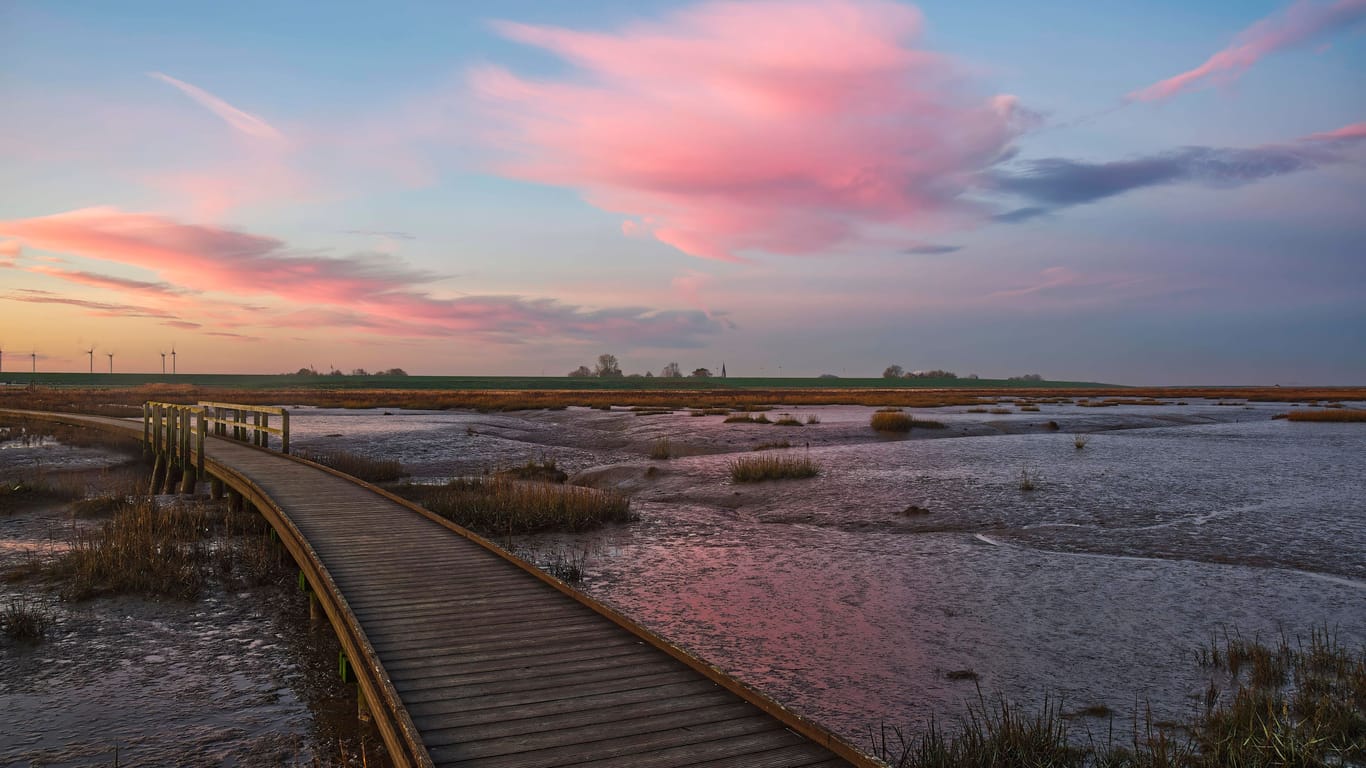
<box><xmin>0</xmin><ymin>421</ymin><xmax>385</xmax><ymax>766</ymax></box>
<box><xmin>289</xmin><ymin>400</ymin><xmax>1366</xmax><ymax>745</ymax></box>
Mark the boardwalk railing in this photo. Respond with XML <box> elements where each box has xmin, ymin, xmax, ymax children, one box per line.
<box><xmin>198</xmin><ymin>401</ymin><xmax>289</xmax><ymax>453</ymax></box>
<box><xmin>143</xmin><ymin>401</ymin><xmax>289</xmax><ymax>494</ymax></box>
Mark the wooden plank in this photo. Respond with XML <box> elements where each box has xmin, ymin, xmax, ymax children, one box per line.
<box><xmin>421</xmin><ymin>690</ymin><xmax>743</xmax><ymax>747</ymax></box>
<box><xmin>403</xmin><ymin>674</ymin><xmax>710</xmax><ymax>720</ymax></box>
<box><xmin>574</xmin><ymin>737</ymin><xmax>834</xmax><ymax>768</ymax></box>
<box><xmin>434</xmin><ymin>710</ymin><xmax>777</xmax><ymax>766</ymax></box>
<box><xmin>368</xmin><ymin>619</ymin><xmax>618</xmax><ymax>654</ymax></box>
<box><xmin>390</xmin><ymin>656</ymin><xmax>686</xmax><ymax>698</ymax></box>
<box><xmin>381</xmin><ymin>637</ymin><xmax>650</xmax><ymax>674</ymax></box>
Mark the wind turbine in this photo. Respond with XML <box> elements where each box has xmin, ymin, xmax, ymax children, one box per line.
<box><xmin>0</xmin><ymin>343</ymin><xmax>4</xmax><ymax>374</ymax></box>
<box><xmin>30</xmin><ymin>350</ymin><xmax>36</xmax><ymax>373</ymax></box>
<box><xmin>85</xmin><ymin>345</ymin><xmax>96</xmax><ymax>375</ymax></box>
<box><xmin>106</xmin><ymin>351</ymin><xmax>114</xmax><ymax>374</ymax></box>
<box><xmin>170</xmin><ymin>344</ymin><xmax>177</xmax><ymax>375</ymax></box>
<box><xmin>160</xmin><ymin>350</ymin><xmax>167</xmax><ymax>375</ymax></box>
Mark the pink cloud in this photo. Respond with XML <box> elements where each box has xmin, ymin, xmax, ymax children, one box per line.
<box><xmin>148</xmin><ymin>72</ymin><xmax>284</xmax><ymax>140</ymax></box>
<box><xmin>0</xmin><ymin>240</ymin><xmax>20</xmax><ymax>258</ymax></box>
<box><xmin>1129</xmin><ymin>0</ymin><xmax>1366</xmax><ymax>101</ymax></box>
<box><xmin>0</xmin><ymin>208</ymin><xmax>725</xmax><ymax>346</ymax></box>
<box><xmin>473</xmin><ymin>0</ymin><xmax>1025</xmax><ymax>261</ymax></box>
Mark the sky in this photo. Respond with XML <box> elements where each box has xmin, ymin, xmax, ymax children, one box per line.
<box><xmin>1</xmin><ymin>0</ymin><xmax>1364</xmax><ymax>384</ymax></box>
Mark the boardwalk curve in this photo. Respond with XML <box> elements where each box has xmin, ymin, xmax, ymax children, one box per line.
<box><xmin>2</xmin><ymin>408</ymin><xmax>870</xmax><ymax>768</ymax></box>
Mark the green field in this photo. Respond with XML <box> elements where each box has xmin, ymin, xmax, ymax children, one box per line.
<box><xmin>0</xmin><ymin>372</ymin><xmax>1116</xmax><ymax>391</ymax></box>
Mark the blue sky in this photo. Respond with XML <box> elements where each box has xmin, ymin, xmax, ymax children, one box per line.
<box><xmin>1</xmin><ymin>0</ymin><xmax>1363</xmax><ymax>383</ymax></box>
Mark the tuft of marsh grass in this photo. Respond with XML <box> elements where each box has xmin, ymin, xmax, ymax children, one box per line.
<box><xmin>1018</xmin><ymin>468</ymin><xmax>1038</xmax><ymax>491</ymax></box>
<box><xmin>404</xmin><ymin>477</ymin><xmax>633</xmax><ymax>534</ymax></box>
<box><xmin>945</xmin><ymin>669</ymin><xmax>979</xmax><ymax>681</ymax></box>
<box><xmin>871</xmin><ymin>411</ymin><xmax>947</xmax><ymax>432</ymax></box>
<box><xmin>648</xmin><ymin>438</ymin><xmax>672</xmax><ymax>460</ymax></box>
<box><xmin>751</xmin><ymin>440</ymin><xmax>792</xmax><ymax>451</ymax></box>
<box><xmin>805</xmin><ymin>414</ymin><xmax>821</xmax><ymax>425</ymax></box>
<box><xmin>1074</xmin><ymin>434</ymin><xmax>1090</xmax><ymax>450</ymax></box>
<box><xmin>297</xmin><ymin>448</ymin><xmax>408</xmax><ymax>483</ymax></box>
<box><xmin>774</xmin><ymin>414</ymin><xmax>804</xmax><ymax>426</ymax></box>
<box><xmin>496</xmin><ymin>457</ymin><xmax>567</xmax><ymax>483</ymax></box>
<box><xmin>2</xmin><ymin>597</ymin><xmax>53</xmax><ymax>642</ymax></box>
<box><xmin>1020</xmin><ymin>405</ymin><xmax>1041</xmax><ymax>412</ymax></box>
<box><xmin>872</xmin><ymin>411</ymin><xmax>915</xmax><ymax>432</ymax></box>
<box><xmin>988</xmin><ymin>407</ymin><xmax>1013</xmax><ymax>415</ymax></box>
<box><xmin>729</xmin><ymin>453</ymin><xmax>819</xmax><ymax>482</ymax></box>
<box><xmin>724</xmin><ymin>413</ymin><xmax>772</xmax><ymax>424</ymax></box>
<box><xmin>48</xmin><ymin>497</ymin><xmax>212</xmax><ymax>601</ymax></box>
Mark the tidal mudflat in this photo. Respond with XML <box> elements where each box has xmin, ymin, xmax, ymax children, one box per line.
<box><xmin>0</xmin><ymin>422</ymin><xmax>383</xmax><ymax>767</ymax></box>
<box><xmin>289</xmin><ymin>399</ymin><xmax>1365</xmax><ymax>746</ymax></box>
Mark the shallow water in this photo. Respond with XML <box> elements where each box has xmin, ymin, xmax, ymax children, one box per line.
<box><xmin>291</xmin><ymin>400</ymin><xmax>1366</xmax><ymax>741</ymax></box>
<box><xmin>0</xmin><ymin>425</ymin><xmax>380</xmax><ymax>767</ymax></box>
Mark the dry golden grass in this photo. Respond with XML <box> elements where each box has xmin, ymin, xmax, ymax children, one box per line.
<box><xmin>4</xmin><ymin>384</ymin><xmax>1364</xmax><ymax>416</ymax></box>
<box><xmin>399</xmin><ymin>477</ymin><xmax>632</xmax><ymax>534</ymax></box>
<box><xmin>729</xmin><ymin>454</ymin><xmax>820</xmax><ymax>482</ymax></box>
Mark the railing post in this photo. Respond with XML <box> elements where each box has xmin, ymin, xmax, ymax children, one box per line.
<box><xmin>261</xmin><ymin>412</ymin><xmax>270</xmax><ymax>449</ymax></box>
<box><xmin>281</xmin><ymin>409</ymin><xmax>290</xmax><ymax>455</ymax></box>
<box><xmin>196</xmin><ymin>409</ymin><xmax>205</xmax><ymax>481</ymax></box>
<box><xmin>142</xmin><ymin>403</ymin><xmax>150</xmax><ymax>455</ymax></box>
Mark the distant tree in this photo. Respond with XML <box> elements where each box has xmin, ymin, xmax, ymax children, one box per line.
<box><xmin>883</xmin><ymin>365</ymin><xmax>904</xmax><ymax>379</ymax></box>
<box><xmin>379</xmin><ymin>367</ymin><xmax>409</xmax><ymax>377</ymax></box>
<box><xmin>294</xmin><ymin>367</ymin><xmax>318</xmax><ymax>376</ymax></box>
<box><xmin>818</xmin><ymin>373</ymin><xmax>839</xmax><ymax>379</ymax></box>
<box><xmin>595</xmin><ymin>354</ymin><xmax>623</xmax><ymax>378</ymax></box>
<box><xmin>328</xmin><ymin>368</ymin><xmax>345</xmax><ymax>377</ymax></box>
<box><xmin>906</xmin><ymin>369</ymin><xmax>958</xmax><ymax>379</ymax></box>
<box><xmin>691</xmin><ymin>367</ymin><xmax>712</xmax><ymax>377</ymax></box>
<box><xmin>966</xmin><ymin>373</ymin><xmax>979</xmax><ymax>380</ymax></box>
<box><xmin>644</xmin><ymin>371</ymin><xmax>654</xmax><ymax>378</ymax></box>
<box><xmin>351</xmin><ymin>368</ymin><xmax>369</xmax><ymax>376</ymax></box>
<box><xmin>568</xmin><ymin>365</ymin><xmax>593</xmax><ymax>377</ymax></box>
<box><xmin>1009</xmin><ymin>373</ymin><xmax>1044</xmax><ymax>382</ymax></box>
<box><xmin>660</xmin><ymin>362</ymin><xmax>682</xmax><ymax>378</ymax></box>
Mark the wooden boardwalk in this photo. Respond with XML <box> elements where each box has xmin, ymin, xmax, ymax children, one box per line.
<box><xmin>2</xmin><ymin>409</ymin><xmax>867</xmax><ymax>768</ymax></box>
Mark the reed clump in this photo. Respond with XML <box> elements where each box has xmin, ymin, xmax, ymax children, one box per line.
<box><xmin>871</xmin><ymin>412</ymin><xmax>947</xmax><ymax>432</ymax></box>
<box><xmin>495</xmin><ymin>457</ymin><xmax>567</xmax><ymax>483</ymax></box>
<box><xmin>774</xmin><ymin>414</ymin><xmax>804</xmax><ymax>426</ymax></box>
<box><xmin>751</xmin><ymin>440</ymin><xmax>792</xmax><ymax>451</ymax></box>
<box><xmin>49</xmin><ymin>497</ymin><xmax>211</xmax><ymax>601</ymax></box>
<box><xmin>649</xmin><ymin>439</ymin><xmax>673</xmax><ymax>460</ymax></box>
<box><xmin>297</xmin><ymin>448</ymin><xmax>408</xmax><ymax>483</ymax></box>
<box><xmin>724</xmin><ymin>413</ymin><xmax>772</xmax><ymax>424</ymax></box>
<box><xmin>407</xmin><ymin>478</ymin><xmax>633</xmax><ymax>534</ymax></box>
<box><xmin>2</xmin><ymin>598</ymin><xmax>53</xmax><ymax>642</ymax></box>
<box><xmin>729</xmin><ymin>454</ymin><xmax>819</xmax><ymax>482</ymax></box>
<box><xmin>1282</xmin><ymin>409</ymin><xmax>1366</xmax><ymax>422</ymax></box>
<box><xmin>872</xmin><ymin>411</ymin><xmax>915</xmax><ymax>432</ymax></box>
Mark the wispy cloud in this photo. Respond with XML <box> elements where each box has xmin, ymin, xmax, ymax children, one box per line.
<box><xmin>0</xmin><ymin>208</ymin><xmax>727</xmax><ymax>347</ymax></box>
<box><xmin>473</xmin><ymin>0</ymin><xmax>1028</xmax><ymax>261</ymax></box>
<box><xmin>989</xmin><ymin>122</ymin><xmax>1366</xmax><ymax>212</ymax></box>
<box><xmin>148</xmin><ymin>72</ymin><xmax>284</xmax><ymax>140</ymax></box>
<box><xmin>1129</xmin><ymin>0</ymin><xmax>1366</xmax><ymax>101</ymax></box>
<box><xmin>902</xmin><ymin>244</ymin><xmax>962</xmax><ymax>255</ymax></box>
<box><xmin>4</xmin><ymin>288</ymin><xmax>182</xmax><ymax>320</ymax></box>
<box><xmin>343</xmin><ymin>229</ymin><xmax>417</xmax><ymax>240</ymax></box>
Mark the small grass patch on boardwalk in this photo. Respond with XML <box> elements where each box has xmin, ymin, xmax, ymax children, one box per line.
<box><xmin>729</xmin><ymin>454</ymin><xmax>819</xmax><ymax>482</ymax></box>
